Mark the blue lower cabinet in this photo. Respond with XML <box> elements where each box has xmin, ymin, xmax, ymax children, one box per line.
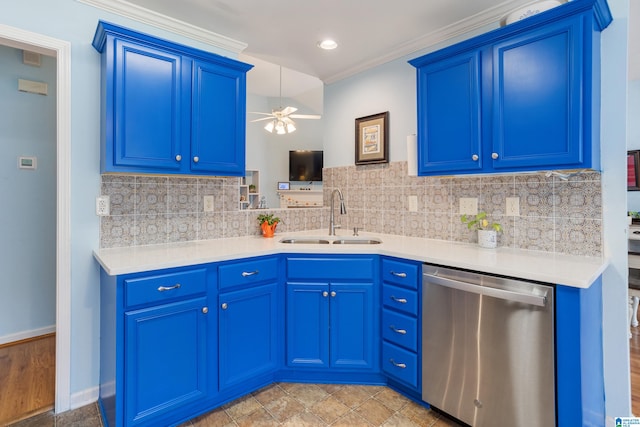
<box><xmin>218</xmin><ymin>282</ymin><xmax>279</xmax><ymax>391</ymax></box>
<box><xmin>286</xmin><ymin>282</ymin><xmax>376</xmax><ymax>370</ymax></box>
<box><xmin>124</xmin><ymin>297</ymin><xmax>211</xmax><ymax>426</ymax></box>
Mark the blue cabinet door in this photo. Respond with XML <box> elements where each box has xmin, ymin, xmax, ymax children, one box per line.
<box><xmin>110</xmin><ymin>39</ymin><xmax>188</xmax><ymax>172</ymax></box>
<box><xmin>330</xmin><ymin>282</ymin><xmax>376</xmax><ymax>370</ymax></box>
<box><xmin>124</xmin><ymin>297</ymin><xmax>209</xmax><ymax>426</ymax></box>
<box><xmin>286</xmin><ymin>282</ymin><xmax>330</xmax><ymax>368</ymax></box>
<box><xmin>191</xmin><ymin>60</ymin><xmax>246</xmax><ymax>176</ymax></box>
<box><xmin>492</xmin><ymin>15</ymin><xmax>585</xmax><ymax>170</ymax></box>
<box><xmin>415</xmin><ymin>50</ymin><xmax>483</xmax><ymax>174</ymax></box>
<box><xmin>218</xmin><ymin>282</ymin><xmax>278</xmax><ymax>391</ymax></box>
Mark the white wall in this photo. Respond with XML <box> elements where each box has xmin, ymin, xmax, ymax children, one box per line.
<box><xmin>628</xmin><ymin>80</ymin><xmax>640</xmax><ymax>210</ymax></box>
<box><xmin>246</xmin><ymin>93</ymin><xmax>324</xmax><ymax>208</ymax></box>
<box><xmin>1</xmin><ymin>0</ymin><xmax>240</xmax><ymax>402</ymax></box>
<box><xmin>601</xmin><ymin>0</ymin><xmax>632</xmax><ymax>421</ymax></box>
<box><xmin>0</xmin><ymin>45</ymin><xmax>56</xmax><ymax>342</ymax></box>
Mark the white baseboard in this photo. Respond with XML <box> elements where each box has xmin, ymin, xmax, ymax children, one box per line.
<box><xmin>0</xmin><ymin>325</ymin><xmax>56</xmax><ymax>345</ymax></box>
<box><xmin>69</xmin><ymin>386</ymin><xmax>99</xmax><ymax>411</ymax></box>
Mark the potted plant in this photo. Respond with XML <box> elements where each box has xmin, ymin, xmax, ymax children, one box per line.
<box><xmin>249</xmin><ymin>184</ymin><xmax>257</xmax><ymax>193</ymax></box>
<box><xmin>257</xmin><ymin>213</ymin><xmax>280</xmax><ymax>238</ymax></box>
<box><xmin>461</xmin><ymin>211</ymin><xmax>503</xmax><ymax>248</ymax></box>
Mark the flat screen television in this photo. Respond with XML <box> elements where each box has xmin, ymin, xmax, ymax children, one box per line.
<box><xmin>289</xmin><ymin>150</ymin><xmax>323</xmax><ymax>182</ymax></box>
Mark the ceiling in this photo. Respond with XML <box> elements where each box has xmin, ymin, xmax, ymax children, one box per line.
<box><xmin>94</xmin><ymin>0</ymin><xmax>639</xmax><ymax>97</ymax></box>
<box><xmin>121</xmin><ymin>0</ymin><xmax>539</xmax><ymax>95</ymax></box>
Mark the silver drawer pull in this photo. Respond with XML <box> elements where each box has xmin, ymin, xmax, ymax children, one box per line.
<box><xmin>242</xmin><ymin>270</ymin><xmax>259</xmax><ymax>277</ymax></box>
<box><xmin>157</xmin><ymin>283</ymin><xmax>181</xmax><ymax>292</ymax></box>
<box><xmin>390</xmin><ymin>271</ymin><xmax>407</xmax><ymax>278</ymax></box>
<box><xmin>389</xmin><ymin>358</ymin><xmax>406</xmax><ymax>369</ymax></box>
<box><xmin>389</xmin><ymin>325</ymin><xmax>407</xmax><ymax>335</ymax></box>
<box><xmin>390</xmin><ymin>296</ymin><xmax>408</xmax><ymax>304</ymax></box>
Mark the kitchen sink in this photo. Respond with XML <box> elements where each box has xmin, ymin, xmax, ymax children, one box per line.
<box><xmin>279</xmin><ymin>238</ymin><xmax>331</xmax><ymax>244</ymax></box>
<box><xmin>332</xmin><ymin>238</ymin><xmax>382</xmax><ymax>245</ymax></box>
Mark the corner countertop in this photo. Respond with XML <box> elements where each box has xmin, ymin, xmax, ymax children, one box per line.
<box><xmin>93</xmin><ymin>230</ymin><xmax>609</xmax><ymax>288</ymax></box>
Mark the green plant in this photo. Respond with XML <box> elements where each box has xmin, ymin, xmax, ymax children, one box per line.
<box><xmin>249</xmin><ymin>184</ymin><xmax>257</xmax><ymax>192</ymax></box>
<box><xmin>630</xmin><ymin>211</ymin><xmax>640</xmax><ymax>219</ymax></box>
<box><xmin>461</xmin><ymin>211</ymin><xmax>502</xmax><ymax>232</ymax></box>
<box><xmin>257</xmin><ymin>213</ymin><xmax>280</xmax><ymax>225</ymax></box>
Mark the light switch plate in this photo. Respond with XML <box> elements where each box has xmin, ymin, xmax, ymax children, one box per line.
<box><xmin>459</xmin><ymin>198</ymin><xmax>478</xmax><ymax>215</ymax></box>
<box><xmin>408</xmin><ymin>195</ymin><xmax>418</xmax><ymax>212</ymax></box>
<box><xmin>203</xmin><ymin>195</ymin><xmax>214</xmax><ymax>212</ymax></box>
<box><xmin>506</xmin><ymin>197</ymin><xmax>520</xmax><ymax>216</ymax></box>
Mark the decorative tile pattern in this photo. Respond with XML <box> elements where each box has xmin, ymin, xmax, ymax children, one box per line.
<box><xmin>99</xmin><ymin>163</ymin><xmax>602</xmax><ymax>257</ymax></box>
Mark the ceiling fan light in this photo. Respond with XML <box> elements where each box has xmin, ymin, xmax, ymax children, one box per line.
<box><xmin>286</xmin><ymin>122</ymin><xmax>296</xmax><ymax>133</ymax></box>
<box><xmin>317</xmin><ymin>39</ymin><xmax>338</xmax><ymax>50</ymax></box>
<box><xmin>275</xmin><ymin>120</ymin><xmax>286</xmax><ymax>134</ymax></box>
<box><xmin>264</xmin><ymin>120</ymin><xmax>275</xmax><ymax>133</ymax></box>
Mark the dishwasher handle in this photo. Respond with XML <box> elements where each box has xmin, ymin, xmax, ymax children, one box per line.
<box><xmin>424</xmin><ymin>273</ymin><xmax>547</xmax><ymax>307</ymax></box>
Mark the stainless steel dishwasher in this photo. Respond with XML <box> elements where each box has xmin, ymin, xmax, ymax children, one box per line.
<box><xmin>422</xmin><ymin>264</ymin><xmax>555</xmax><ymax>427</ymax></box>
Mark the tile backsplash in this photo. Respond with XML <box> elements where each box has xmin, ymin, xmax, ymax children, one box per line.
<box><xmin>100</xmin><ymin>162</ymin><xmax>602</xmax><ymax>257</ymax></box>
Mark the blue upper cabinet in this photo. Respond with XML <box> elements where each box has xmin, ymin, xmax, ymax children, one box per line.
<box><xmin>409</xmin><ymin>0</ymin><xmax>612</xmax><ymax>176</ymax></box>
<box><xmin>93</xmin><ymin>21</ymin><xmax>253</xmax><ymax>176</ymax></box>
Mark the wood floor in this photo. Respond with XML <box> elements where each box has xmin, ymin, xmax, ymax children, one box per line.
<box><xmin>0</xmin><ymin>333</ymin><xmax>56</xmax><ymax>426</ymax></box>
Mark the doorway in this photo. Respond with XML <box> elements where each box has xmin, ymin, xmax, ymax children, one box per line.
<box><xmin>0</xmin><ymin>24</ymin><xmax>72</xmax><ymax>414</ymax></box>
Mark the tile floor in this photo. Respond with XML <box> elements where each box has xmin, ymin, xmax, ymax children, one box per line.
<box><xmin>9</xmin><ymin>383</ymin><xmax>463</xmax><ymax>427</ymax></box>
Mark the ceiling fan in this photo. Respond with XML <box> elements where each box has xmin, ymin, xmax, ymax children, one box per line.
<box><xmin>250</xmin><ymin>66</ymin><xmax>321</xmax><ymax>134</ymax></box>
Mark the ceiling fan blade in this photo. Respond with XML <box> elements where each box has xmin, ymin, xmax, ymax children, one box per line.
<box><xmin>280</xmin><ymin>106</ymin><xmax>298</xmax><ymax>116</ymax></box>
<box><xmin>289</xmin><ymin>114</ymin><xmax>322</xmax><ymax>120</ymax></box>
<box><xmin>248</xmin><ymin>111</ymin><xmax>275</xmax><ymax>116</ymax></box>
<box><xmin>250</xmin><ymin>117</ymin><xmax>276</xmax><ymax>122</ymax></box>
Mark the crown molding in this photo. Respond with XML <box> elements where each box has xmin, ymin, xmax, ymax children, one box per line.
<box><xmin>76</xmin><ymin>0</ymin><xmax>247</xmax><ymax>54</ymax></box>
<box><xmin>323</xmin><ymin>0</ymin><xmax>526</xmax><ymax>84</ymax></box>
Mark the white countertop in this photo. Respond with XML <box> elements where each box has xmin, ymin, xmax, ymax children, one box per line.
<box><xmin>93</xmin><ymin>230</ymin><xmax>609</xmax><ymax>288</ymax></box>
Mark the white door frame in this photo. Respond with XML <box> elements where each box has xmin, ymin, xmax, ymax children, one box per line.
<box><xmin>0</xmin><ymin>25</ymin><xmax>72</xmax><ymax>413</ymax></box>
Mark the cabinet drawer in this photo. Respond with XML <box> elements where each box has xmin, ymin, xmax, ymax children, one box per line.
<box><xmin>287</xmin><ymin>257</ymin><xmax>375</xmax><ymax>280</ymax></box>
<box><xmin>382</xmin><ymin>259</ymin><xmax>419</xmax><ymax>289</ymax></box>
<box><xmin>382</xmin><ymin>342</ymin><xmax>418</xmax><ymax>388</ymax></box>
<box><xmin>382</xmin><ymin>309</ymin><xmax>418</xmax><ymax>352</ymax></box>
<box><xmin>382</xmin><ymin>284</ymin><xmax>418</xmax><ymax>316</ymax></box>
<box><xmin>219</xmin><ymin>257</ymin><xmax>278</xmax><ymax>290</ymax></box>
<box><xmin>124</xmin><ymin>268</ymin><xmax>206</xmax><ymax>308</ymax></box>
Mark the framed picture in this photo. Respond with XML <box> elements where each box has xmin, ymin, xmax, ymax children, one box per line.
<box><xmin>355</xmin><ymin>111</ymin><xmax>389</xmax><ymax>165</ymax></box>
<box><xmin>278</xmin><ymin>181</ymin><xmax>290</xmax><ymax>190</ymax></box>
<box><xmin>629</xmin><ymin>150</ymin><xmax>640</xmax><ymax>191</ymax></box>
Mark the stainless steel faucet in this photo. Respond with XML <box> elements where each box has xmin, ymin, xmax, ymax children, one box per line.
<box><xmin>329</xmin><ymin>189</ymin><xmax>347</xmax><ymax>235</ymax></box>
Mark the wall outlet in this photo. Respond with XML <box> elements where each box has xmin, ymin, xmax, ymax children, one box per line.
<box><xmin>408</xmin><ymin>195</ymin><xmax>418</xmax><ymax>212</ymax></box>
<box><xmin>506</xmin><ymin>197</ymin><xmax>520</xmax><ymax>216</ymax></box>
<box><xmin>459</xmin><ymin>198</ymin><xmax>478</xmax><ymax>215</ymax></box>
<box><xmin>203</xmin><ymin>195</ymin><xmax>214</xmax><ymax>212</ymax></box>
<box><xmin>96</xmin><ymin>196</ymin><xmax>110</xmax><ymax>216</ymax></box>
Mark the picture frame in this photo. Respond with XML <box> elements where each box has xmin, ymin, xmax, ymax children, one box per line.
<box><xmin>277</xmin><ymin>181</ymin><xmax>290</xmax><ymax>190</ymax></box>
<box><xmin>629</xmin><ymin>150</ymin><xmax>640</xmax><ymax>191</ymax></box>
<box><xmin>355</xmin><ymin>111</ymin><xmax>389</xmax><ymax>165</ymax></box>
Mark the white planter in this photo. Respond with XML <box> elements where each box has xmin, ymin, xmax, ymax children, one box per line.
<box><xmin>478</xmin><ymin>229</ymin><xmax>497</xmax><ymax>249</ymax></box>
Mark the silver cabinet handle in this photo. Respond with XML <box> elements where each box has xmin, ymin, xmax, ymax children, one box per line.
<box><xmin>330</xmin><ymin>291</ymin><xmax>336</xmax><ymax>297</ymax></box>
<box><xmin>202</xmin><ymin>307</ymin><xmax>208</xmax><ymax>314</ymax></box>
<box><xmin>389</xmin><ymin>358</ymin><xmax>406</xmax><ymax>369</ymax></box>
<box><xmin>322</xmin><ymin>291</ymin><xmax>329</xmax><ymax>297</ymax></box>
<box><xmin>390</xmin><ymin>271</ymin><xmax>407</xmax><ymax>278</ymax></box>
<box><xmin>242</xmin><ymin>270</ymin><xmax>259</xmax><ymax>277</ymax></box>
<box><xmin>472</xmin><ymin>154</ymin><xmax>479</xmax><ymax>161</ymax></box>
<box><xmin>221</xmin><ymin>303</ymin><xmax>228</xmax><ymax>310</ymax></box>
<box><xmin>390</xmin><ymin>296</ymin><xmax>408</xmax><ymax>304</ymax></box>
<box><xmin>175</xmin><ymin>154</ymin><xmax>182</xmax><ymax>161</ymax></box>
<box><xmin>389</xmin><ymin>325</ymin><xmax>407</xmax><ymax>335</ymax></box>
<box><xmin>193</xmin><ymin>156</ymin><xmax>199</xmax><ymax>163</ymax></box>
<box><xmin>491</xmin><ymin>152</ymin><xmax>499</xmax><ymax>159</ymax></box>
<box><xmin>157</xmin><ymin>283</ymin><xmax>181</xmax><ymax>292</ymax></box>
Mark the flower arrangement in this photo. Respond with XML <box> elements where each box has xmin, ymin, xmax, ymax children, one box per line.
<box><xmin>460</xmin><ymin>211</ymin><xmax>503</xmax><ymax>232</ymax></box>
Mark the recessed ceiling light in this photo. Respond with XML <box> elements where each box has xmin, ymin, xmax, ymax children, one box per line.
<box><xmin>317</xmin><ymin>39</ymin><xmax>338</xmax><ymax>50</ymax></box>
